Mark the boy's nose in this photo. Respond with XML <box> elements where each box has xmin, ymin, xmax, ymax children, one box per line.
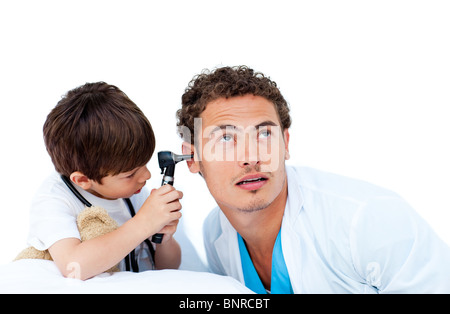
<box><xmin>140</xmin><ymin>166</ymin><xmax>151</xmax><ymax>181</ymax></box>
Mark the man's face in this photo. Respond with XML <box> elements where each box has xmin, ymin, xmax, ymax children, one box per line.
<box><xmin>186</xmin><ymin>94</ymin><xmax>290</xmax><ymax>214</ymax></box>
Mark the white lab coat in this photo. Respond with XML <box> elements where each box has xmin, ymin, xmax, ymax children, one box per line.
<box><xmin>203</xmin><ymin>165</ymin><xmax>450</xmax><ymax>293</ymax></box>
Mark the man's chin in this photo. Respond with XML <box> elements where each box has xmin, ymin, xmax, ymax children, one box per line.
<box><xmin>236</xmin><ymin>200</ymin><xmax>271</xmax><ymax>213</ymax></box>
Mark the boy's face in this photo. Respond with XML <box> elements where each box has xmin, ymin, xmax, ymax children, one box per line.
<box><xmin>84</xmin><ymin>165</ymin><xmax>151</xmax><ymax>200</ymax></box>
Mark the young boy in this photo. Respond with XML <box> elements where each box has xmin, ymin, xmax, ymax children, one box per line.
<box><xmin>27</xmin><ymin>82</ymin><xmax>182</xmax><ymax>280</ymax></box>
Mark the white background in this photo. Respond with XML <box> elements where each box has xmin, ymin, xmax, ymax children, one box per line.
<box><xmin>0</xmin><ymin>0</ymin><xmax>449</xmax><ymax>267</ymax></box>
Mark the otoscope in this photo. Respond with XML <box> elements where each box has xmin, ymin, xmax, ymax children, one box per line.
<box><xmin>151</xmin><ymin>151</ymin><xmax>193</xmax><ymax>244</ymax></box>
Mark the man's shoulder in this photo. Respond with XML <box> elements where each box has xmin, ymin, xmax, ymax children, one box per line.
<box><xmin>203</xmin><ymin>206</ymin><xmax>222</xmax><ymax>238</ymax></box>
<box><xmin>287</xmin><ymin>164</ymin><xmax>399</xmax><ymax>203</ymax></box>
<box><xmin>205</xmin><ymin>206</ymin><xmax>221</xmax><ymax>221</ymax></box>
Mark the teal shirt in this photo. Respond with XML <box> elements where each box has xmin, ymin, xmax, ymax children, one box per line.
<box><xmin>237</xmin><ymin>230</ymin><xmax>293</xmax><ymax>294</ymax></box>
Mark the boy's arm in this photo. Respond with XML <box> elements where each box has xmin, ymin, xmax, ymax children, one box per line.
<box><xmin>152</xmin><ymin>218</ymin><xmax>182</xmax><ymax>269</ymax></box>
<box><xmin>49</xmin><ymin>216</ymin><xmax>149</xmax><ymax>280</ymax></box>
<box><xmin>154</xmin><ymin>237</ymin><xmax>181</xmax><ymax>270</ymax></box>
<box><xmin>49</xmin><ymin>185</ymin><xmax>182</xmax><ymax>280</ymax></box>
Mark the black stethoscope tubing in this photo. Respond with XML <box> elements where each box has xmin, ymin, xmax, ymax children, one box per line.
<box><xmin>61</xmin><ymin>175</ymin><xmax>155</xmax><ymax>272</ymax></box>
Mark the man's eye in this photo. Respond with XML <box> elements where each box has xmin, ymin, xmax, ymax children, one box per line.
<box><xmin>220</xmin><ymin>134</ymin><xmax>234</xmax><ymax>142</ymax></box>
<box><xmin>259</xmin><ymin>130</ymin><xmax>271</xmax><ymax>138</ymax></box>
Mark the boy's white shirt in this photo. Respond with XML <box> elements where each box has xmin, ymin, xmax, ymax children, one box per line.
<box><xmin>27</xmin><ymin>171</ymin><xmax>153</xmax><ymax>271</ymax></box>
<box><xmin>204</xmin><ymin>165</ymin><xmax>450</xmax><ymax>293</ymax></box>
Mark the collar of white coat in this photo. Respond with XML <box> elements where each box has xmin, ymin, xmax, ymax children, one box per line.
<box><xmin>214</xmin><ymin>165</ymin><xmax>304</xmax><ymax>289</ymax></box>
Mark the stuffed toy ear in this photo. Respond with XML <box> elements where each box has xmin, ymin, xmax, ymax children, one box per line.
<box><xmin>76</xmin><ymin>206</ymin><xmax>120</xmax><ymax>273</ymax></box>
<box><xmin>77</xmin><ymin>206</ymin><xmax>119</xmax><ymax>241</ymax></box>
<box><xmin>14</xmin><ymin>246</ymin><xmax>52</xmax><ymax>262</ymax></box>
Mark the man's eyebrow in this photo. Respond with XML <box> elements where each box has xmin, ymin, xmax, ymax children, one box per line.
<box><xmin>208</xmin><ymin>121</ymin><xmax>278</xmax><ymax>135</ymax></box>
<box><xmin>208</xmin><ymin>124</ymin><xmax>236</xmax><ymax>134</ymax></box>
<box><xmin>254</xmin><ymin>120</ymin><xmax>278</xmax><ymax>128</ymax></box>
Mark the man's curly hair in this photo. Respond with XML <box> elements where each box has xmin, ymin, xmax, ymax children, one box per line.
<box><xmin>176</xmin><ymin>65</ymin><xmax>291</xmax><ymax>144</ymax></box>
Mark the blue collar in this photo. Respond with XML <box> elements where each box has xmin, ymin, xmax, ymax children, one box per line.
<box><xmin>237</xmin><ymin>230</ymin><xmax>293</xmax><ymax>294</ymax></box>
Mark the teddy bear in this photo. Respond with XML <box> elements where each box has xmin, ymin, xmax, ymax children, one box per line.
<box><xmin>14</xmin><ymin>206</ymin><xmax>120</xmax><ymax>273</ymax></box>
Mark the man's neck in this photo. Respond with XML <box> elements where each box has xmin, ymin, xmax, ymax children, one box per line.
<box><xmin>220</xmin><ymin>177</ymin><xmax>288</xmax><ymax>288</ymax></box>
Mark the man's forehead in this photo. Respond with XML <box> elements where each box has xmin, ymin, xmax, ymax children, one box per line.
<box><xmin>200</xmin><ymin>95</ymin><xmax>280</xmax><ymax>127</ymax></box>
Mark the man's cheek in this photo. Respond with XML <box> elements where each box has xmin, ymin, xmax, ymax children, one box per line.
<box><xmin>259</xmin><ymin>136</ymin><xmax>282</xmax><ymax>173</ymax></box>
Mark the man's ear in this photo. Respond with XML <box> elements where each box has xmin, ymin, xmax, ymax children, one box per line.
<box><xmin>283</xmin><ymin>129</ymin><xmax>290</xmax><ymax>160</ymax></box>
<box><xmin>70</xmin><ymin>172</ymin><xmax>93</xmax><ymax>190</ymax></box>
<box><xmin>182</xmin><ymin>142</ymin><xmax>200</xmax><ymax>174</ymax></box>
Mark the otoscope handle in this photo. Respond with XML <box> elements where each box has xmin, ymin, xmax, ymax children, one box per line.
<box><xmin>151</xmin><ymin>172</ymin><xmax>175</xmax><ymax>244</ymax></box>
<box><xmin>151</xmin><ymin>233</ymin><xmax>164</xmax><ymax>244</ymax></box>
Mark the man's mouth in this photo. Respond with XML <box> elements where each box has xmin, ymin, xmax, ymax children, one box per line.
<box><xmin>236</xmin><ymin>174</ymin><xmax>269</xmax><ymax>190</ymax></box>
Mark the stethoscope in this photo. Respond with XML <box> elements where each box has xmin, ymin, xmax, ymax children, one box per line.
<box><xmin>61</xmin><ymin>175</ymin><xmax>155</xmax><ymax>273</ymax></box>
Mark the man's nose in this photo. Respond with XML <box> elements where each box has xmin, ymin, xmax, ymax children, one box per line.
<box><xmin>238</xmin><ymin>159</ymin><xmax>260</xmax><ymax>168</ymax></box>
<box><xmin>237</xmin><ymin>136</ymin><xmax>260</xmax><ymax>168</ymax></box>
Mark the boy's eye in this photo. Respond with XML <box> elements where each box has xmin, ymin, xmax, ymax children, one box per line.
<box><xmin>125</xmin><ymin>171</ymin><xmax>137</xmax><ymax>179</ymax></box>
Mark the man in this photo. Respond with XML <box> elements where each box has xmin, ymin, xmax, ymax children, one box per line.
<box><xmin>177</xmin><ymin>65</ymin><xmax>450</xmax><ymax>293</ymax></box>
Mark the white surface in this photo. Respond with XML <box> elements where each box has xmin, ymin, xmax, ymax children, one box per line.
<box><xmin>0</xmin><ymin>1</ymin><xmax>449</xmax><ymax>271</ymax></box>
<box><xmin>0</xmin><ymin>259</ymin><xmax>252</xmax><ymax>294</ymax></box>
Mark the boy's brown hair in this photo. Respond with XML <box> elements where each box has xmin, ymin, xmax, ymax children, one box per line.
<box><xmin>44</xmin><ymin>82</ymin><xmax>155</xmax><ymax>183</ymax></box>
<box><xmin>176</xmin><ymin>65</ymin><xmax>291</xmax><ymax>144</ymax></box>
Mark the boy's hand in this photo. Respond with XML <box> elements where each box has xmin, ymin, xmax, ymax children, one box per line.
<box><xmin>134</xmin><ymin>184</ymin><xmax>183</xmax><ymax>238</ymax></box>
<box><xmin>156</xmin><ymin>219</ymin><xmax>180</xmax><ymax>243</ymax></box>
